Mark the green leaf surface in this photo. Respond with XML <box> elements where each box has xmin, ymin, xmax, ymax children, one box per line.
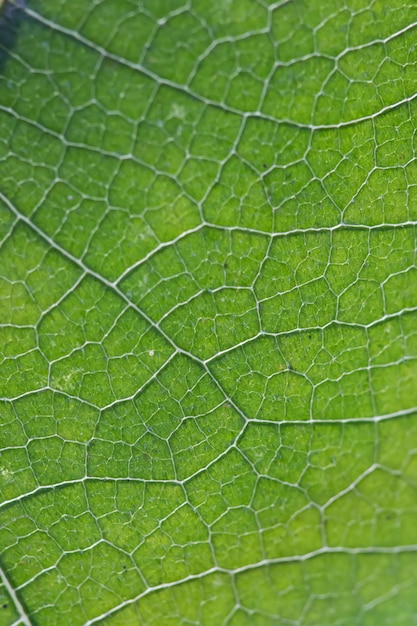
<box><xmin>1</xmin><ymin>1</ymin><xmax>417</xmax><ymax>624</ymax></box>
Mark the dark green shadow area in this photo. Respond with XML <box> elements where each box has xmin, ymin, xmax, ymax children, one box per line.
<box><xmin>0</xmin><ymin>1</ymin><xmax>26</xmax><ymax>74</ymax></box>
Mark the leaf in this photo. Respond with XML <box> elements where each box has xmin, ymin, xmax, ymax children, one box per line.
<box><xmin>1</xmin><ymin>1</ymin><xmax>417</xmax><ymax>624</ymax></box>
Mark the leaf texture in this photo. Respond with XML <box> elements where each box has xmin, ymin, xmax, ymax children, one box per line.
<box><xmin>1</xmin><ymin>1</ymin><xmax>417</xmax><ymax>624</ymax></box>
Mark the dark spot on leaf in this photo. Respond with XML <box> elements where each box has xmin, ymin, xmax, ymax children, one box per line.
<box><xmin>0</xmin><ymin>0</ymin><xmax>26</xmax><ymax>73</ymax></box>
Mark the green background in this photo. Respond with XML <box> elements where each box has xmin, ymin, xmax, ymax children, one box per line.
<box><xmin>1</xmin><ymin>0</ymin><xmax>417</xmax><ymax>624</ymax></box>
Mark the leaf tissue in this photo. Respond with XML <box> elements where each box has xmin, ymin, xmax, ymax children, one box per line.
<box><xmin>0</xmin><ymin>1</ymin><xmax>417</xmax><ymax>624</ymax></box>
